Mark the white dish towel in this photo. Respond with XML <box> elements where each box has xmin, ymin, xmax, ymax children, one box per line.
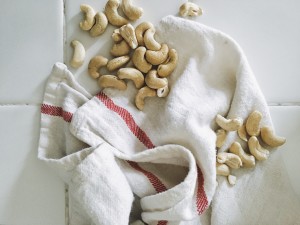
<box><xmin>38</xmin><ymin>16</ymin><xmax>300</xmax><ymax>225</ymax></box>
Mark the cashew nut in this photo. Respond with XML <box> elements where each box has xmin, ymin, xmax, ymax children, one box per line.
<box><xmin>135</xmin><ymin>86</ymin><xmax>156</xmax><ymax>110</ymax></box>
<box><xmin>216</xmin><ymin>163</ymin><xmax>230</xmax><ymax>176</ymax></box>
<box><xmin>238</xmin><ymin>124</ymin><xmax>248</xmax><ymax>142</ymax></box>
<box><xmin>215</xmin><ymin>114</ymin><xmax>243</xmax><ymax>131</ymax></box>
<box><xmin>105</xmin><ymin>0</ymin><xmax>129</xmax><ymax>27</ymax></box>
<box><xmin>70</xmin><ymin>40</ymin><xmax>85</xmax><ymax>68</ymax></box>
<box><xmin>89</xmin><ymin>12</ymin><xmax>108</xmax><ymax>37</ymax></box>
<box><xmin>217</xmin><ymin>152</ymin><xmax>243</xmax><ymax>169</ymax></box>
<box><xmin>79</xmin><ymin>4</ymin><xmax>96</xmax><ymax>31</ymax></box>
<box><xmin>179</xmin><ymin>2</ymin><xmax>203</xmax><ymax>17</ymax></box>
<box><xmin>98</xmin><ymin>75</ymin><xmax>127</xmax><ymax>90</ymax></box>
<box><xmin>88</xmin><ymin>56</ymin><xmax>108</xmax><ymax>79</ymax></box>
<box><xmin>135</xmin><ymin>22</ymin><xmax>154</xmax><ymax>46</ymax></box>
<box><xmin>144</xmin><ymin>28</ymin><xmax>161</xmax><ymax>51</ymax></box>
<box><xmin>248</xmin><ymin>136</ymin><xmax>269</xmax><ymax>161</ymax></box>
<box><xmin>121</xmin><ymin>0</ymin><xmax>143</xmax><ymax>21</ymax></box>
<box><xmin>112</xmin><ymin>29</ymin><xmax>123</xmax><ymax>42</ymax></box>
<box><xmin>260</xmin><ymin>126</ymin><xmax>286</xmax><ymax>147</ymax></box>
<box><xmin>246</xmin><ymin>110</ymin><xmax>262</xmax><ymax>136</ymax></box>
<box><xmin>157</xmin><ymin>85</ymin><xmax>169</xmax><ymax>98</ymax></box>
<box><xmin>216</xmin><ymin>129</ymin><xmax>227</xmax><ymax>148</ymax></box>
<box><xmin>145</xmin><ymin>70</ymin><xmax>168</xmax><ymax>89</ymax></box>
<box><xmin>111</xmin><ymin>40</ymin><xmax>131</xmax><ymax>57</ymax></box>
<box><xmin>227</xmin><ymin>175</ymin><xmax>236</xmax><ymax>186</ymax></box>
<box><xmin>117</xmin><ymin>68</ymin><xmax>144</xmax><ymax>89</ymax></box>
<box><xmin>132</xmin><ymin>46</ymin><xmax>152</xmax><ymax>73</ymax></box>
<box><xmin>107</xmin><ymin>55</ymin><xmax>130</xmax><ymax>71</ymax></box>
<box><xmin>157</xmin><ymin>48</ymin><xmax>178</xmax><ymax>77</ymax></box>
<box><xmin>229</xmin><ymin>142</ymin><xmax>255</xmax><ymax>168</ymax></box>
<box><xmin>145</xmin><ymin>44</ymin><xmax>169</xmax><ymax>65</ymax></box>
<box><xmin>119</xmin><ymin>24</ymin><xmax>138</xmax><ymax>49</ymax></box>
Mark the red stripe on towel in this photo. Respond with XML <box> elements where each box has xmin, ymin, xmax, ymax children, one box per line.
<box><xmin>157</xmin><ymin>221</ymin><xmax>168</xmax><ymax>225</ymax></box>
<box><xmin>196</xmin><ymin>165</ymin><xmax>208</xmax><ymax>214</ymax></box>
<box><xmin>41</xmin><ymin>104</ymin><xmax>72</xmax><ymax>122</ymax></box>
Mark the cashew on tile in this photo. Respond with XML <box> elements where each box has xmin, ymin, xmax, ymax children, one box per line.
<box><xmin>248</xmin><ymin>136</ymin><xmax>269</xmax><ymax>161</ymax></box>
<box><xmin>112</xmin><ymin>29</ymin><xmax>123</xmax><ymax>42</ymax></box>
<box><xmin>121</xmin><ymin>0</ymin><xmax>143</xmax><ymax>21</ymax></box>
<box><xmin>111</xmin><ymin>40</ymin><xmax>131</xmax><ymax>57</ymax></box>
<box><xmin>98</xmin><ymin>75</ymin><xmax>127</xmax><ymax>90</ymax></box>
<box><xmin>88</xmin><ymin>56</ymin><xmax>108</xmax><ymax>79</ymax></box>
<box><xmin>145</xmin><ymin>70</ymin><xmax>168</xmax><ymax>89</ymax></box>
<box><xmin>215</xmin><ymin>114</ymin><xmax>243</xmax><ymax>131</ymax></box>
<box><xmin>117</xmin><ymin>68</ymin><xmax>145</xmax><ymax>89</ymax></box>
<box><xmin>89</xmin><ymin>12</ymin><xmax>108</xmax><ymax>37</ymax></box>
<box><xmin>135</xmin><ymin>22</ymin><xmax>154</xmax><ymax>46</ymax></box>
<box><xmin>132</xmin><ymin>46</ymin><xmax>152</xmax><ymax>73</ymax></box>
<box><xmin>216</xmin><ymin>162</ymin><xmax>230</xmax><ymax>176</ymax></box>
<box><xmin>246</xmin><ymin>110</ymin><xmax>262</xmax><ymax>136</ymax></box>
<box><xmin>79</xmin><ymin>4</ymin><xmax>96</xmax><ymax>30</ymax></box>
<box><xmin>119</xmin><ymin>24</ymin><xmax>138</xmax><ymax>49</ymax></box>
<box><xmin>179</xmin><ymin>2</ymin><xmax>203</xmax><ymax>17</ymax></box>
<box><xmin>107</xmin><ymin>55</ymin><xmax>130</xmax><ymax>71</ymax></box>
<box><xmin>144</xmin><ymin>28</ymin><xmax>161</xmax><ymax>51</ymax></box>
<box><xmin>135</xmin><ymin>86</ymin><xmax>156</xmax><ymax>110</ymax></box>
<box><xmin>216</xmin><ymin>129</ymin><xmax>227</xmax><ymax>148</ymax></box>
<box><xmin>157</xmin><ymin>48</ymin><xmax>178</xmax><ymax>77</ymax></box>
<box><xmin>70</xmin><ymin>40</ymin><xmax>85</xmax><ymax>68</ymax></box>
<box><xmin>217</xmin><ymin>152</ymin><xmax>243</xmax><ymax>169</ymax></box>
<box><xmin>105</xmin><ymin>0</ymin><xmax>129</xmax><ymax>27</ymax></box>
<box><xmin>157</xmin><ymin>85</ymin><xmax>169</xmax><ymax>98</ymax></box>
<box><xmin>145</xmin><ymin>44</ymin><xmax>169</xmax><ymax>65</ymax></box>
<box><xmin>229</xmin><ymin>142</ymin><xmax>255</xmax><ymax>168</ymax></box>
<box><xmin>260</xmin><ymin>126</ymin><xmax>286</xmax><ymax>147</ymax></box>
<box><xmin>238</xmin><ymin>124</ymin><xmax>248</xmax><ymax>142</ymax></box>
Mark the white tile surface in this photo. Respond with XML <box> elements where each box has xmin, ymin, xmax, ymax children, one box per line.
<box><xmin>0</xmin><ymin>0</ymin><xmax>63</xmax><ymax>104</ymax></box>
<box><xmin>0</xmin><ymin>106</ymin><xmax>65</xmax><ymax>225</ymax></box>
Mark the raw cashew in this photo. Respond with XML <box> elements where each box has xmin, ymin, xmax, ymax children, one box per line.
<box><xmin>112</xmin><ymin>29</ymin><xmax>123</xmax><ymax>42</ymax></box>
<box><xmin>216</xmin><ymin>114</ymin><xmax>243</xmax><ymax>131</ymax></box>
<box><xmin>119</xmin><ymin>24</ymin><xmax>138</xmax><ymax>49</ymax></box>
<box><xmin>145</xmin><ymin>44</ymin><xmax>169</xmax><ymax>65</ymax></box>
<box><xmin>229</xmin><ymin>142</ymin><xmax>255</xmax><ymax>168</ymax></box>
<box><xmin>117</xmin><ymin>68</ymin><xmax>144</xmax><ymax>89</ymax></box>
<box><xmin>111</xmin><ymin>40</ymin><xmax>131</xmax><ymax>57</ymax></box>
<box><xmin>157</xmin><ymin>48</ymin><xmax>178</xmax><ymax>77</ymax></box>
<box><xmin>216</xmin><ymin>129</ymin><xmax>227</xmax><ymax>148</ymax></box>
<box><xmin>246</xmin><ymin>110</ymin><xmax>262</xmax><ymax>136</ymax></box>
<box><xmin>248</xmin><ymin>136</ymin><xmax>269</xmax><ymax>161</ymax></box>
<box><xmin>70</xmin><ymin>40</ymin><xmax>85</xmax><ymax>68</ymax></box>
<box><xmin>145</xmin><ymin>70</ymin><xmax>168</xmax><ymax>89</ymax></box>
<box><xmin>157</xmin><ymin>85</ymin><xmax>169</xmax><ymax>98</ymax></box>
<box><xmin>144</xmin><ymin>28</ymin><xmax>161</xmax><ymax>51</ymax></box>
<box><xmin>179</xmin><ymin>2</ymin><xmax>203</xmax><ymax>17</ymax></box>
<box><xmin>238</xmin><ymin>124</ymin><xmax>248</xmax><ymax>142</ymax></box>
<box><xmin>216</xmin><ymin>163</ymin><xmax>230</xmax><ymax>176</ymax></box>
<box><xmin>135</xmin><ymin>86</ymin><xmax>156</xmax><ymax>110</ymax></box>
<box><xmin>217</xmin><ymin>152</ymin><xmax>243</xmax><ymax>169</ymax></box>
<box><xmin>122</xmin><ymin>0</ymin><xmax>143</xmax><ymax>21</ymax></box>
<box><xmin>227</xmin><ymin>175</ymin><xmax>236</xmax><ymax>186</ymax></box>
<box><xmin>98</xmin><ymin>75</ymin><xmax>127</xmax><ymax>90</ymax></box>
<box><xmin>89</xmin><ymin>12</ymin><xmax>108</xmax><ymax>37</ymax></box>
<box><xmin>79</xmin><ymin>4</ymin><xmax>96</xmax><ymax>31</ymax></box>
<box><xmin>135</xmin><ymin>22</ymin><xmax>154</xmax><ymax>46</ymax></box>
<box><xmin>88</xmin><ymin>56</ymin><xmax>108</xmax><ymax>79</ymax></box>
<box><xmin>105</xmin><ymin>0</ymin><xmax>129</xmax><ymax>27</ymax></box>
<box><xmin>132</xmin><ymin>46</ymin><xmax>152</xmax><ymax>73</ymax></box>
<box><xmin>107</xmin><ymin>55</ymin><xmax>130</xmax><ymax>71</ymax></box>
<box><xmin>260</xmin><ymin>126</ymin><xmax>286</xmax><ymax>147</ymax></box>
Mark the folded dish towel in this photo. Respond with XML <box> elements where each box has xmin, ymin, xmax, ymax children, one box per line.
<box><xmin>38</xmin><ymin>15</ymin><xmax>300</xmax><ymax>225</ymax></box>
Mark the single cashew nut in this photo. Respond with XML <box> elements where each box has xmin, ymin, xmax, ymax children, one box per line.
<box><xmin>227</xmin><ymin>175</ymin><xmax>236</xmax><ymax>186</ymax></box>
<box><xmin>89</xmin><ymin>12</ymin><xmax>108</xmax><ymax>37</ymax></box>
<box><xmin>248</xmin><ymin>136</ymin><xmax>270</xmax><ymax>161</ymax></box>
<box><xmin>216</xmin><ymin>129</ymin><xmax>227</xmax><ymax>148</ymax></box>
<box><xmin>216</xmin><ymin>114</ymin><xmax>243</xmax><ymax>131</ymax></box>
<box><xmin>111</xmin><ymin>40</ymin><xmax>131</xmax><ymax>57</ymax></box>
<box><xmin>145</xmin><ymin>70</ymin><xmax>168</xmax><ymax>89</ymax></box>
<box><xmin>157</xmin><ymin>85</ymin><xmax>169</xmax><ymax>98</ymax></box>
<box><xmin>260</xmin><ymin>126</ymin><xmax>286</xmax><ymax>147</ymax></box>
<box><xmin>135</xmin><ymin>22</ymin><xmax>154</xmax><ymax>46</ymax></box>
<box><xmin>79</xmin><ymin>4</ymin><xmax>96</xmax><ymax>30</ymax></box>
<box><xmin>179</xmin><ymin>2</ymin><xmax>203</xmax><ymax>17</ymax></box>
<box><xmin>119</xmin><ymin>24</ymin><xmax>138</xmax><ymax>49</ymax></box>
<box><xmin>144</xmin><ymin>28</ymin><xmax>161</xmax><ymax>51</ymax></box>
<box><xmin>229</xmin><ymin>142</ymin><xmax>255</xmax><ymax>168</ymax></box>
<box><xmin>246</xmin><ymin>110</ymin><xmax>262</xmax><ymax>136</ymax></box>
<box><xmin>70</xmin><ymin>40</ymin><xmax>85</xmax><ymax>68</ymax></box>
<box><xmin>118</xmin><ymin>68</ymin><xmax>144</xmax><ymax>89</ymax></box>
<box><xmin>157</xmin><ymin>48</ymin><xmax>178</xmax><ymax>77</ymax></box>
<box><xmin>216</xmin><ymin>163</ymin><xmax>230</xmax><ymax>176</ymax></box>
<box><xmin>122</xmin><ymin>0</ymin><xmax>143</xmax><ymax>21</ymax></box>
<box><xmin>107</xmin><ymin>55</ymin><xmax>130</xmax><ymax>71</ymax></box>
<box><xmin>135</xmin><ymin>86</ymin><xmax>156</xmax><ymax>110</ymax></box>
<box><xmin>145</xmin><ymin>44</ymin><xmax>169</xmax><ymax>65</ymax></box>
<box><xmin>105</xmin><ymin>0</ymin><xmax>129</xmax><ymax>27</ymax></box>
<box><xmin>88</xmin><ymin>56</ymin><xmax>108</xmax><ymax>79</ymax></box>
<box><xmin>238</xmin><ymin>124</ymin><xmax>248</xmax><ymax>142</ymax></box>
<box><xmin>98</xmin><ymin>75</ymin><xmax>127</xmax><ymax>90</ymax></box>
<box><xmin>112</xmin><ymin>29</ymin><xmax>123</xmax><ymax>42</ymax></box>
<box><xmin>217</xmin><ymin>152</ymin><xmax>243</xmax><ymax>169</ymax></box>
<box><xmin>132</xmin><ymin>46</ymin><xmax>152</xmax><ymax>73</ymax></box>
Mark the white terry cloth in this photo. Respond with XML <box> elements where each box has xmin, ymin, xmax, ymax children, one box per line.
<box><xmin>38</xmin><ymin>15</ymin><xmax>300</xmax><ymax>225</ymax></box>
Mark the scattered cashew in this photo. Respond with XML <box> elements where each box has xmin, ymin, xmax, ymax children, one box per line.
<box><xmin>157</xmin><ymin>48</ymin><xmax>178</xmax><ymax>77</ymax></box>
<box><xmin>132</xmin><ymin>46</ymin><xmax>152</xmax><ymax>73</ymax></box>
<box><xmin>107</xmin><ymin>55</ymin><xmax>130</xmax><ymax>71</ymax></box>
<box><xmin>227</xmin><ymin>175</ymin><xmax>236</xmax><ymax>186</ymax></box>
<box><xmin>70</xmin><ymin>40</ymin><xmax>85</xmax><ymax>68</ymax></box>
<box><xmin>122</xmin><ymin>0</ymin><xmax>143</xmax><ymax>21</ymax></box>
<box><xmin>145</xmin><ymin>44</ymin><xmax>169</xmax><ymax>65</ymax></box>
<box><xmin>248</xmin><ymin>136</ymin><xmax>269</xmax><ymax>161</ymax></box>
<box><xmin>117</xmin><ymin>68</ymin><xmax>144</xmax><ymax>89</ymax></box>
<box><xmin>119</xmin><ymin>24</ymin><xmax>138</xmax><ymax>49</ymax></box>
<box><xmin>246</xmin><ymin>110</ymin><xmax>262</xmax><ymax>136</ymax></box>
<box><xmin>238</xmin><ymin>124</ymin><xmax>248</xmax><ymax>142</ymax></box>
<box><xmin>179</xmin><ymin>2</ymin><xmax>203</xmax><ymax>17</ymax></box>
<box><xmin>135</xmin><ymin>22</ymin><xmax>154</xmax><ymax>46</ymax></box>
<box><xmin>217</xmin><ymin>152</ymin><xmax>243</xmax><ymax>169</ymax></box>
<box><xmin>145</xmin><ymin>70</ymin><xmax>168</xmax><ymax>89</ymax></box>
<box><xmin>229</xmin><ymin>142</ymin><xmax>255</xmax><ymax>168</ymax></box>
<box><xmin>88</xmin><ymin>56</ymin><xmax>108</xmax><ymax>79</ymax></box>
<box><xmin>135</xmin><ymin>86</ymin><xmax>156</xmax><ymax>110</ymax></box>
<box><xmin>112</xmin><ymin>29</ymin><xmax>123</xmax><ymax>42</ymax></box>
<box><xmin>157</xmin><ymin>85</ymin><xmax>169</xmax><ymax>98</ymax></box>
<box><xmin>216</xmin><ymin>129</ymin><xmax>227</xmax><ymax>148</ymax></box>
<box><xmin>260</xmin><ymin>126</ymin><xmax>286</xmax><ymax>147</ymax></box>
<box><xmin>215</xmin><ymin>114</ymin><xmax>243</xmax><ymax>131</ymax></box>
<box><xmin>144</xmin><ymin>28</ymin><xmax>161</xmax><ymax>51</ymax></box>
<box><xmin>105</xmin><ymin>0</ymin><xmax>129</xmax><ymax>27</ymax></box>
<box><xmin>98</xmin><ymin>75</ymin><xmax>127</xmax><ymax>90</ymax></box>
<box><xmin>79</xmin><ymin>4</ymin><xmax>96</xmax><ymax>31</ymax></box>
<box><xmin>111</xmin><ymin>40</ymin><xmax>131</xmax><ymax>57</ymax></box>
<box><xmin>216</xmin><ymin>163</ymin><xmax>230</xmax><ymax>176</ymax></box>
<box><xmin>89</xmin><ymin>12</ymin><xmax>108</xmax><ymax>37</ymax></box>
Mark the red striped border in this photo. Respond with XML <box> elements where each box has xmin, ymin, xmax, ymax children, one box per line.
<box><xmin>157</xmin><ymin>221</ymin><xmax>168</xmax><ymax>225</ymax></box>
<box><xmin>41</xmin><ymin>104</ymin><xmax>73</xmax><ymax>122</ymax></box>
<box><xmin>196</xmin><ymin>165</ymin><xmax>208</xmax><ymax>214</ymax></box>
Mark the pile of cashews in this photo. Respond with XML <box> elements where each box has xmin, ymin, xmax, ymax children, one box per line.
<box><xmin>215</xmin><ymin>110</ymin><xmax>286</xmax><ymax>186</ymax></box>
